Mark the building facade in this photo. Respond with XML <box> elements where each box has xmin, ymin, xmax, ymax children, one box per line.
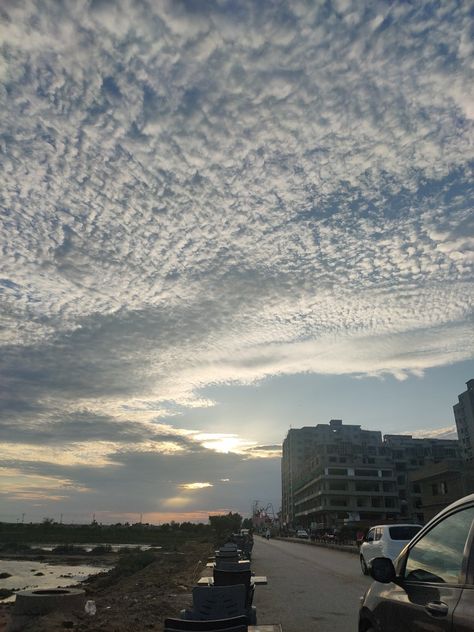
<box><xmin>453</xmin><ymin>379</ymin><xmax>474</xmax><ymax>462</ymax></box>
<box><xmin>409</xmin><ymin>460</ymin><xmax>474</xmax><ymax>522</ymax></box>
<box><xmin>281</xmin><ymin>426</ymin><xmax>325</xmax><ymax>528</ymax></box>
<box><xmin>383</xmin><ymin>434</ymin><xmax>459</xmax><ymax>523</ymax></box>
<box><xmin>292</xmin><ymin>420</ymin><xmax>398</xmax><ymax>530</ymax></box>
<box><xmin>282</xmin><ymin>420</ymin><xmax>460</xmax><ymax>529</ymax></box>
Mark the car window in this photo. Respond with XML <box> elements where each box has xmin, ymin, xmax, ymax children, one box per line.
<box><xmin>389</xmin><ymin>526</ymin><xmax>422</xmax><ymax>541</ymax></box>
<box><xmin>405</xmin><ymin>507</ymin><xmax>474</xmax><ymax>584</ymax></box>
<box><xmin>366</xmin><ymin>529</ymin><xmax>375</xmax><ymax>542</ymax></box>
<box><xmin>375</xmin><ymin>528</ymin><xmax>382</xmax><ymax>541</ymax></box>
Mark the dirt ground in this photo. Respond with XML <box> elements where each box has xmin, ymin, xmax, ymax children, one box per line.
<box><xmin>0</xmin><ymin>542</ymin><xmax>212</xmax><ymax>632</ymax></box>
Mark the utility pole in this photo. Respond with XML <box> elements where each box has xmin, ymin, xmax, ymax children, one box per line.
<box><xmin>21</xmin><ymin>513</ymin><xmax>25</xmax><ymax>524</ymax></box>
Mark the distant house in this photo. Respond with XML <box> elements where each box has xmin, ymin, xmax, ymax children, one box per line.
<box><xmin>409</xmin><ymin>459</ymin><xmax>474</xmax><ymax>522</ymax></box>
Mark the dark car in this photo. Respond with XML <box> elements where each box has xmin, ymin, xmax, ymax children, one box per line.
<box><xmin>359</xmin><ymin>493</ymin><xmax>474</xmax><ymax>632</ymax></box>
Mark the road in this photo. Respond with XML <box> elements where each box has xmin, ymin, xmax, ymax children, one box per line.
<box><xmin>251</xmin><ymin>536</ymin><xmax>372</xmax><ymax>632</ymax></box>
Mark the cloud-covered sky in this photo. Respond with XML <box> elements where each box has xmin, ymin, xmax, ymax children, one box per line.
<box><xmin>1</xmin><ymin>0</ymin><xmax>473</xmax><ymax>523</ymax></box>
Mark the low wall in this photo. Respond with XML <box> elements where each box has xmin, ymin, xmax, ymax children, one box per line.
<box><xmin>274</xmin><ymin>536</ymin><xmax>359</xmax><ymax>555</ymax></box>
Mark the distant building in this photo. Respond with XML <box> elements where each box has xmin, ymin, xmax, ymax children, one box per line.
<box><xmin>282</xmin><ymin>420</ymin><xmax>460</xmax><ymax>530</ymax></box>
<box><xmin>453</xmin><ymin>379</ymin><xmax>474</xmax><ymax>462</ymax></box>
<box><xmin>291</xmin><ymin>420</ymin><xmax>398</xmax><ymax>530</ymax></box>
<box><xmin>409</xmin><ymin>460</ymin><xmax>474</xmax><ymax>522</ymax></box>
<box><xmin>282</xmin><ymin>426</ymin><xmax>326</xmax><ymax>528</ymax></box>
<box><xmin>383</xmin><ymin>434</ymin><xmax>459</xmax><ymax>523</ymax></box>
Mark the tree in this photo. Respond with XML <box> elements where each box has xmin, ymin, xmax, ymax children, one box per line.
<box><xmin>241</xmin><ymin>517</ymin><xmax>253</xmax><ymax>530</ymax></box>
<box><xmin>208</xmin><ymin>512</ymin><xmax>242</xmax><ymax>540</ymax></box>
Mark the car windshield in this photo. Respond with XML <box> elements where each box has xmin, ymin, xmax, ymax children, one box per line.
<box><xmin>389</xmin><ymin>526</ymin><xmax>422</xmax><ymax>541</ymax></box>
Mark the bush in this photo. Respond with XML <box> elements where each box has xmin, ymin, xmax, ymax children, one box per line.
<box><xmin>114</xmin><ymin>550</ymin><xmax>156</xmax><ymax>576</ymax></box>
<box><xmin>52</xmin><ymin>544</ymin><xmax>87</xmax><ymax>555</ymax></box>
<box><xmin>0</xmin><ymin>542</ymin><xmax>31</xmax><ymax>553</ymax></box>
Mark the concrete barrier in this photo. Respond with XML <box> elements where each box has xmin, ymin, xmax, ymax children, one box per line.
<box><xmin>13</xmin><ymin>588</ymin><xmax>86</xmax><ymax>616</ymax></box>
<box><xmin>274</xmin><ymin>536</ymin><xmax>358</xmax><ymax>555</ymax></box>
<box><xmin>7</xmin><ymin>588</ymin><xmax>86</xmax><ymax>632</ymax></box>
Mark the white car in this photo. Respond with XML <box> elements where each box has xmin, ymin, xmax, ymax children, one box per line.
<box><xmin>359</xmin><ymin>524</ymin><xmax>422</xmax><ymax>574</ymax></box>
<box><xmin>296</xmin><ymin>529</ymin><xmax>309</xmax><ymax>539</ymax></box>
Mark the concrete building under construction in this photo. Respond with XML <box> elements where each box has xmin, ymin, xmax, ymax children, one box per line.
<box><xmin>282</xmin><ymin>419</ymin><xmax>460</xmax><ymax>530</ymax></box>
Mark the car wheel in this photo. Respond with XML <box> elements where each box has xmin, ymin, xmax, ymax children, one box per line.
<box><xmin>360</xmin><ymin>555</ymin><xmax>369</xmax><ymax>575</ymax></box>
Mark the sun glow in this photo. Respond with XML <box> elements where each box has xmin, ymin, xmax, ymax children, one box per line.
<box><xmin>195</xmin><ymin>433</ymin><xmax>254</xmax><ymax>454</ymax></box>
<box><xmin>180</xmin><ymin>482</ymin><xmax>213</xmax><ymax>490</ymax></box>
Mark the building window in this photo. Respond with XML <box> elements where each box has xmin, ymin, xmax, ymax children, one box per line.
<box><xmin>328</xmin><ymin>481</ymin><xmax>348</xmax><ymax>491</ymax></box>
<box><xmin>440</xmin><ymin>481</ymin><xmax>448</xmax><ymax>495</ymax></box>
<box><xmin>355</xmin><ymin>481</ymin><xmax>379</xmax><ymax>492</ymax></box>
<box><xmin>431</xmin><ymin>483</ymin><xmax>438</xmax><ymax>496</ymax></box>
<box><xmin>329</xmin><ymin>497</ymin><xmax>347</xmax><ymax>507</ymax></box>
<box><xmin>354</xmin><ymin>469</ymin><xmax>378</xmax><ymax>477</ymax></box>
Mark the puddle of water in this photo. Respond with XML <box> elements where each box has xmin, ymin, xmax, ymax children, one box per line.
<box><xmin>0</xmin><ymin>559</ymin><xmax>111</xmax><ymax>603</ymax></box>
<box><xmin>27</xmin><ymin>543</ymin><xmax>160</xmax><ymax>553</ymax></box>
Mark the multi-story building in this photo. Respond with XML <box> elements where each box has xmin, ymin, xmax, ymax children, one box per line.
<box><xmin>282</xmin><ymin>426</ymin><xmax>325</xmax><ymax>528</ymax></box>
<box><xmin>383</xmin><ymin>434</ymin><xmax>459</xmax><ymax>523</ymax></box>
<box><xmin>292</xmin><ymin>420</ymin><xmax>399</xmax><ymax>530</ymax></box>
<box><xmin>409</xmin><ymin>459</ymin><xmax>474</xmax><ymax>522</ymax></box>
<box><xmin>453</xmin><ymin>379</ymin><xmax>474</xmax><ymax>462</ymax></box>
<box><xmin>282</xmin><ymin>420</ymin><xmax>460</xmax><ymax>530</ymax></box>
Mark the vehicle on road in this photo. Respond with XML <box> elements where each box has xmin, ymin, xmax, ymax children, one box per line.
<box><xmin>359</xmin><ymin>524</ymin><xmax>422</xmax><ymax>575</ymax></box>
<box><xmin>359</xmin><ymin>493</ymin><xmax>474</xmax><ymax>632</ymax></box>
<box><xmin>296</xmin><ymin>529</ymin><xmax>309</xmax><ymax>539</ymax></box>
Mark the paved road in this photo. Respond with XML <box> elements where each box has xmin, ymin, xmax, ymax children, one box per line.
<box><xmin>251</xmin><ymin>537</ymin><xmax>372</xmax><ymax>632</ymax></box>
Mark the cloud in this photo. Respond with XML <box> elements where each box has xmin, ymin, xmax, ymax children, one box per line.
<box><xmin>0</xmin><ymin>445</ymin><xmax>281</xmax><ymax>522</ymax></box>
<box><xmin>0</xmin><ymin>1</ymin><xmax>473</xmax><ymax>519</ymax></box>
<box><xmin>411</xmin><ymin>425</ymin><xmax>459</xmax><ymax>441</ymax></box>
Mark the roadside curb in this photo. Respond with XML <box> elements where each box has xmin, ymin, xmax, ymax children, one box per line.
<box><xmin>273</xmin><ymin>537</ymin><xmax>358</xmax><ymax>555</ymax></box>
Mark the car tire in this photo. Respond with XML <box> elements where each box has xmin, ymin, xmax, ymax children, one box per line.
<box><xmin>360</xmin><ymin>555</ymin><xmax>369</xmax><ymax>575</ymax></box>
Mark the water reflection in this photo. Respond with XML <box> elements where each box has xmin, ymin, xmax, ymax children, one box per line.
<box><xmin>0</xmin><ymin>558</ymin><xmax>111</xmax><ymax>602</ymax></box>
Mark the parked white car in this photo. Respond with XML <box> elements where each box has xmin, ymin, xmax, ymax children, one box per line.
<box><xmin>359</xmin><ymin>524</ymin><xmax>422</xmax><ymax>574</ymax></box>
<box><xmin>296</xmin><ymin>529</ymin><xmax>309</xmax><ymax>539</ymax></box>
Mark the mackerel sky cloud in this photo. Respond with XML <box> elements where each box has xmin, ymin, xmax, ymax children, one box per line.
<box><xmin>0</xmin><ymin>0</ymin><xmax>473</xmax><ymax>523</ymax></box>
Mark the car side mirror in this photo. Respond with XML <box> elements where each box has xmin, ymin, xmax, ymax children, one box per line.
<box><xmin>370</xmin><ymin>557</ymin><xmax>396</xmax><ymax>584</ymax></box>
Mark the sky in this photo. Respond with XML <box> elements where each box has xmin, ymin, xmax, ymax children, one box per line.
<box><xmin>0</xmin><ymin>0</ymin><xmax>473</xmax><ymax>525</ymax></box>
